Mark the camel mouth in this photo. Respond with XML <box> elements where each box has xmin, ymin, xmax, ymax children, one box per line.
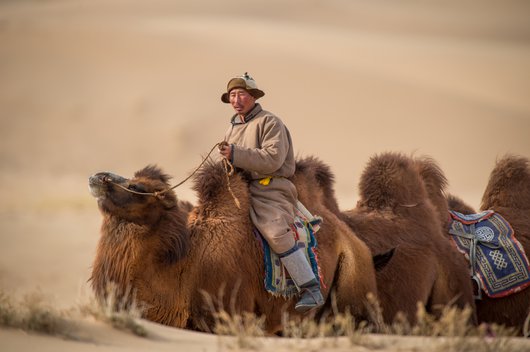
<box><xmin>88</xmin><ymin>172</ymin><xmax>128</xmax><ymax>198</ymax></box>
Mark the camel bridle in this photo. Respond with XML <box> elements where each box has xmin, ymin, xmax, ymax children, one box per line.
<box><xmin>105</xmin><ymin>141</ymin><xmax>240</xmax><ymax>208</ymax></box>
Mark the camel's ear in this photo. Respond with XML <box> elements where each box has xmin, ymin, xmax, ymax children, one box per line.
<box><xmin>156</xmin><ymin>193</ymin><xmax>176</xmax><ymax>209</ymax></box>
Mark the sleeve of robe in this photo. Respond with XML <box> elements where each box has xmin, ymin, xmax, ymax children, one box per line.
<box><xmin>231</xmin><ymin>116</ymin><xmax>290</xmax><ymax>175</ymax></box>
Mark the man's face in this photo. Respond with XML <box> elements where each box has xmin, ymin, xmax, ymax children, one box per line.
<box><xmin>229</xmin><ymin>88</ymin><xmax>256</xmax><ymax>116</ymax></box>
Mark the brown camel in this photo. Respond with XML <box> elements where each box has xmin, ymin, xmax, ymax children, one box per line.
<box><xmin>416</xmin><ymin>154</ymin><xmax>530</xmax><ymax>333</ymax></box>
<box><xmin>417</xmin><ymin>155</ymin><xmax>530</xmax><ymax>333</ymax></box>
<box><xmin>305</xmin><ymin>153</ymin><xmax>476</xmax><ymax>324</ymax></box>
<box><xmin>88</xmin><ymin>161</ymin><xmax>379</xmax><ymax>334</ymax></box>
<box><xmin>479</xmin><ymin>155</ymin><xmax>530</xmax><ymax>332</ymax></box>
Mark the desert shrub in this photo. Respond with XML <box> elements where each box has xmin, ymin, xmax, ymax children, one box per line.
<box><xmin>0</xmin><ymin>286</ymin><xmax>147</xmax><ymax>338</ymax></box>
<box><xmin>209</xmin><ymin>295</ymin><xmax>525</xmax><ymax>351</ymax></box>
<box><xmin>0</xmin><ymin>290</ymin><xmax>72</xmax><ymax>336</ymax></box>
<box><xmin>78</xmin><ymin>283</ymin><xmax>147</xmax><ymax>337</ymax></box>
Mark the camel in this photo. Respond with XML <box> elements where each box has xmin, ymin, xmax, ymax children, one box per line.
<box><xmin>479</xmin><ymin>155</ymin><xmax>530</xmax><ymax>331</ymax></box>
<box><xmin>88</xmin><ymin>161</ymin><xmax>379</xmax><ymax>334</ymax></box>
<box><xmin>416</xmin><ymin>154</ymin><xmax>530</xmax><ymax>333</ymax></box>
<box><xmin>306</xmin><ymin>153</ymin><xmax>476</xmax><ymax>325</ymax></box>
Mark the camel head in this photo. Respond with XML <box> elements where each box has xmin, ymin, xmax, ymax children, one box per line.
<box><xmin>89</xmin><ymin>165</ymin><xmax>179</xmax><ymax>225</ymax></box>
<box><xmin>481</xmin><ymin>154</ymin><xmax>530</xmax><ymax>210</ymax></box>
<box><xmin>358</xmin><ymin>152</ymin><xmax>428</xmax><ymax>211</ymax></box>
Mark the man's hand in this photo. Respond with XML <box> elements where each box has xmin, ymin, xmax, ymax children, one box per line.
<box><xmin>219</xmin><ymin>141</ymin><xmax>232</xmax><ymax>160</ymax></box>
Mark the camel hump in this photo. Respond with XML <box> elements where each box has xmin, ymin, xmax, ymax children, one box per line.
<box><xmin>192</xmin><ymin>160</ymin><xmax>250</xmax><ymax>208</ymax></box>
<box><xmin>295</xmin><ymin>156</ymin><xmax>335</xmax><ymax>189</ymax></box>
<box><xmin>359</xmin><ymin>152</ymin><xmax>426</xmax><ymax>210</ymax></box>
<box><xmin>295</xmin><ymin>156</ymin><xmax>341</xmax><ymax>213</ymax></box>
<box><xmin>482</xmin><ymin>154</ymin><xmax>530</xmax><ymax>210</ymax></box>
<box><xmin>193</xmin><ymin>160</ymin><xmax>226</xmax><ymax>197</ymax></box>
<box><xmin>414</xmin><ymin>155</ymin><xmax>451</xmax><ymax>222</ymax></box>
<box><xmin>414</xmin><ymin>156</ymin><xmax>448</xmax><ymax>194</ymax></box>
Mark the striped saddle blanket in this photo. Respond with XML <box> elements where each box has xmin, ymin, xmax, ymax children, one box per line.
<box><xmin>448</xmin><ymin>210</ymin><xmax>530</xmax><ymax>298</ymax></box>
<box><xmin>254</xmin><ymin>201</ymin><xmax>324</xmax><ymax>298</ymax></box>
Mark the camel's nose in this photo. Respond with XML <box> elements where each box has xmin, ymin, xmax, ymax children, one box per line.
<box><xmin>90</xmin><ymin>172</ymin><xmax>128</xmax><ymax>184</ymax></box>
<box><xmin>89</xmin><ymin>172</ymin><xmax>109</xmax><ymax>186</ymax></box>
<box><xmin>88</xmin><ymin>173</ymin><xmax>108</xmax><ymax>198</ymax></box>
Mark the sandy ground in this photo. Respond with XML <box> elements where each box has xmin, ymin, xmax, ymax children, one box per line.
<box><xmin>1</xmin><ymin>0</ymin><xmax>529</xmax><ymax>350</ymax></box>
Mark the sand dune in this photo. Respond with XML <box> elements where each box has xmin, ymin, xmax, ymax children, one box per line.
<box><xmin>1</xmin><ymin>0</ymin><xmax>529</xmax><ymax>350</ymax></box>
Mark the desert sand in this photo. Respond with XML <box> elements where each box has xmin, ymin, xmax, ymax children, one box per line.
<box><xmin>1</xmin><ymin>0</ymin><xmax>529</xmax><ymax>350</ymax></box>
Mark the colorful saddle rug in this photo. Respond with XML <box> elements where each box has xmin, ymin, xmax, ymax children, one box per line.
<box><xmin>448</xmin><ymin>210</ymin><xmax>530</xmax><ymax>298</ymax></box>
<box><xmin>254</xmin><ymin>201</ymin><xmax>324</xmax><ymax>298</ymax></box>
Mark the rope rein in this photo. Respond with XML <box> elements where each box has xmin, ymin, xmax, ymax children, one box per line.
<box><xmin>108</xmin><ymin>141</ymin><xmax>241</xmax><ymax>208</ymax></box>
<box><xmin>222</xmin><ymin>157</ymin><xmax>241</xmax><ymax>209</ymax></box>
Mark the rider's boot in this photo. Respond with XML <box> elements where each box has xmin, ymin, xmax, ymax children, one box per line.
<box><xmin>279</xmin><ymin>246</ymin><xmax>324</xmax><ymax>313</ymax></box>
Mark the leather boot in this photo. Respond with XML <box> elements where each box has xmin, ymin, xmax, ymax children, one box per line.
<box><xmin>279</xmin><ymin>247</ymin><xmax>324</xmax><ymax>313</ymax></box>
<box><xmin>296</xmin><ymin>278</ymin><xmax>324</xmax><ymax>313</ymax></box>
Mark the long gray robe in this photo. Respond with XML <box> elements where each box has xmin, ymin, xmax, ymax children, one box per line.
<box><xmin>224</xmin><ymin>104</ymin><xmax>297</xmax><ymax>253</ymax></box>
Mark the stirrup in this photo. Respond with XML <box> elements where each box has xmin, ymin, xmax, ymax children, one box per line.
<box><xmin>294</xmin><ymin>285</ymin><xmax>324</xmax><ymax>313</ymax></box>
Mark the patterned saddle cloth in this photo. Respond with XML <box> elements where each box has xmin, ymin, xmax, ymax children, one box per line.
<box><xmin>254</xmin><ymin>201</ymin><xmax>324</xmax><ymax>298</ymax></box>
<box><xmin>448</xmin><ymin>210</ymin><xmax>530</xmax><ymax>298</ymax></box>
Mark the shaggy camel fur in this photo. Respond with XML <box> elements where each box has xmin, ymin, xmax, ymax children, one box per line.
<box><xmin>416</xmin><ymin>154</ymin><xmax>530</xmax><ymax>333</ymax></box>
<box><xmin>89</xmin><ymin>161</ymin><xmax>379</xmax><ymax>334</ymax></box>
<box><xmin>413</xmin><ymin>155</ymin><xmax>476</xmax><ymax>223</ymax></box>
<box><xmin>446</xmin><ymin>194</ymin><xmax>476</xmax><ymax>215</ymax></box>
<box><xmin>479</xmin><ymin>155</ymin><xmax>530</xmax><ymax>332</ymax></box>
<box><xmin>307</xmin><ymin>153</ymin><xmax>476</xmax><ymax>324</ymax></box>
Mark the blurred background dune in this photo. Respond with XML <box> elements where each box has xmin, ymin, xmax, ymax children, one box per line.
<box><xmin>0</xmin><ymin>0</ymin><xmax>529</xmax><ymax>309</ymax></box>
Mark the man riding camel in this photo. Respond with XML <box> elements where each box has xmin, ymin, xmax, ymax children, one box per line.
<box><xmin>218</xmin><ymin>72</ymin><xmax>324</xmax><ymax>313</ymax></box>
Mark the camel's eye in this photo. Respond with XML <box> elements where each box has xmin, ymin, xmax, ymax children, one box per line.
<box><xmin>129</xmin><ymin>184</ymin><xmax>147</xmax><ymax>193</ymax></box>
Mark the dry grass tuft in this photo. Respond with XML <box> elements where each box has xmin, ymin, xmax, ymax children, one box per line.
<box><xmin>523</xmin><ymin>312</ymin><xmax>530</xmax><ymax>337</ymax></box>
<box><xmin>78</xmin><ymin>283</ymin><xmax>148</xmax><ymax>337</ymax></box>
<box><xmin>412</xmin><ymin>302</ymin><xmax>475</xmax><ymax>337</ymax></box>
<box><xmin>208</xmin><ymin>294</ymin><xmax>526</xmax><ymax>351</ymax></box>
<box><xmin>0</xmin><ymin>291</ymin><xmax>16</xmax><ymax>326</ymax></box>
<box><xmin>214</xmin><ymin>310</ymin><xmax>265</xmax><ymax>350</ymax></box>
<box><xmin>0</xmin><ymin>286</ymin><xmax>147</xmax><ymax>338</ymax></box>
<box><xmin>0</xmin><ymin>290</ymin><xmax>73</xmax><ymax>337</ymax></box>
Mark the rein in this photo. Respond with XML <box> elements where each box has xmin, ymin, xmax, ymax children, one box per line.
<box><xmin>107</xmin><ymin>142</ymin><xmax>239</xmax><ymax>208</ymax></box>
